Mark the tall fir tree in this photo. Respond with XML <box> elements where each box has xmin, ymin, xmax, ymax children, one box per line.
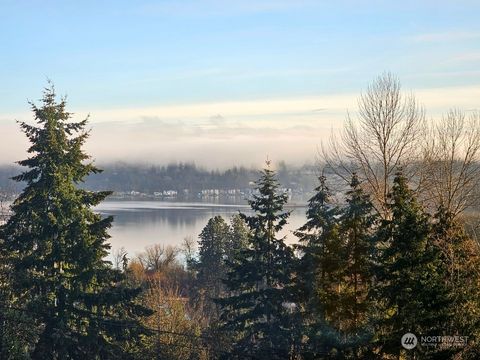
<box><xmin>373</xmin><ymin>171</ymin><xmax>451</xmax><ymax>359</ymax></box>
<box><xmin>0</xmin><ymin>85</ymin><xmax>151</xmax><ymax>359</ymax></box>
<box><xmin>228</xmin><ymin>214</ymin><xmax>250</xmax><ymax>263</ymax></box>
<box><xmin>195</xmin><ymin>215</ymin><xmax>231</xmax><ymax>320</ymax></box>
<box><xmin>0</xmin><ymin>255</ymin><xmax>35</xmax><ymax>359</ymax></box>
<box><xmin>430</xmin><ymin>208</ymin><xmax>480</xmax><ymax>358</ymax></box>
<box><xmin>194</xmin><ymin>214</ymin><xmax>251</xmax><ymax>357</ymax></box>
<box><xmin>336</xmin><ymin>174</ymin><xmax>377</xmax><ymax>357</ymax></box>
<box><xmin>294</xmin><ymin>175</ymin><xmax>344</xmax><ymax>357</ymax></box>
<box><xmin>218</xmin><ymin>163</ymin><xmax>296</xmax><ymax>359</ymax></box>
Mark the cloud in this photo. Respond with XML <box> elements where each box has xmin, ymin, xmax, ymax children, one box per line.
<box><xmin>415</xmin><ymin>84</ymin><xmax>480</xmax><ymax>113</ymax></box>
<box><xmin>76</xmin><ymin>83</ymin><xmax>480</xmax><ymax>125</ymax></box>
<box><xmin>208</xmin><ymin>114</ymin><xmax>226</xmax><ymax>126</ymax></box>
<box><xmin>84</xmin><ymin>84</ymin><xmax>480</xmax><ymax>166</ymax></box>
<box><xmin>409</xmin><ymin>30</ymin><xmax>480</xmax><ymax>43</ymax></box>
<box><xmin>95</xmin><ymin>114</ymin><xmax>321</xmax><ymax>141</ymax></box>
<box><xmin>445</xmin><ymin>52</ymin><xmax>480</xmax><ymax>63</ymax></box>
<box><xmin>3</xmin><ymin>84</ymin><xmax>480</xmax><ymax>167</ymax></box>
<box><xmin>74</xmin><ymin>93</ymin><xmax>355</xmax><ymax>125</ymax></box>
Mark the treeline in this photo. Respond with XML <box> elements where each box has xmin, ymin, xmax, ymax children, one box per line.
<box><xmin>85</xmin><ymin>162</ymin><xmax>258</xmax><ymax>193</ymax></box>
<box><xmin>0</xmin><ymin>162</ymin><xmax>318</xmax><ymax>197</ymax></box>
<box><xmin>85</xmin><ymin>161</ymin><xmax>318</xmax><ymax>195</ymax></box>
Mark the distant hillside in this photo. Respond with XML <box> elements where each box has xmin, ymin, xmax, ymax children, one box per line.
<box><xmin>0</xmin><ymin>162</ymin><xmax>321</xmax><ymax>198</ymax></box>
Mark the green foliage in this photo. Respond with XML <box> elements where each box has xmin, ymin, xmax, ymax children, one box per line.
<box><xmin>195</xmin><ymin>216</ymin><xmax>232</xmax><ymax>319</ymax></box>
<box><xmin>218</xmin><ymin>165</ymin><xmax>297</xmax><ymax>359</ymax></box>
<box><xmin>0</xmin><ymin>85</ymin><xmax>151</xmax><ymax>359</ymax></box>
<box><xmin>294</xmin><ymin>175</ymin><xmax>342</xmax><ymax>357</ymax></box>
<box><xmin>191</xmin><ymin>214</ymin><xmax>250</xmax><ymax>321</ymax></box>
<box><xmin>431</xmin><ymin>209</ymin><xmax>480</xmax><ymax>356</ymax></box>
<box><xmin>228</xmin><ymin>214</ymin><xmax>250</xmax><ymax>261</ymax></box>
<box><xmin>373</xmin><ymin>171</ymin><xmax>452</xmax><ymax>359</ymax></box>
<box><xmin>295</xmin><ymin>174</ymin><xmax>377</xmax><ymax>358</ymax></box>
<box><xmin>336</xmin><ymin>174</ymin><xmax>377</xmax><ymax>357</ymax></box>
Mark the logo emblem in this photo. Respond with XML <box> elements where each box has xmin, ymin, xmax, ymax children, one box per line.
<box><xmin>401</xmin><ymin>333</ymin><xmax>418</xmax><ymax>350</ymax></box>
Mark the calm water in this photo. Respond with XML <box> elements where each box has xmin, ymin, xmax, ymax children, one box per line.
<box><xmin>95</xmin><ymin>200</ymin><xmax>308</xmax><ymax>257</ymax></box>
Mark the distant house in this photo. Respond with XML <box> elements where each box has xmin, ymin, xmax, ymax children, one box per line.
<box><xmin>163</xmin><ymin>190</ymin><xmax>178</xmax><ymax>197</ymax></box>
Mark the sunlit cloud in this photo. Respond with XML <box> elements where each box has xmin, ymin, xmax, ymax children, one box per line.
<box><xmin>2</xmin><ymin>84</ymin><xmax>480</xmax><ymax>167</ymax></box>
<box><xmin>77</xmin><ymin>94</ymin><xmax>355</xmax><ymax>124</ymax></box>
<box><xmin>415</xmin><ymin>84</ymin><xmax>480</xmax><ymax>112</ymax></box>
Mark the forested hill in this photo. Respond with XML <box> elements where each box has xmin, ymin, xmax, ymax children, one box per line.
<box><xmin>0</xmin><ymin>162</ymin><xmax>319</xmax><ymax>197</ymax></box>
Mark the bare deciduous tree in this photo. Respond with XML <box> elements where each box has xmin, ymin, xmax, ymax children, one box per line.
<box><xmin>112</xmin><ymin>246</ymin><xmax>128</xmax><ymax>271</ymax></box>
<box><xmin>0</xmin><ymin>194</ymin><xmax>8</xmax><ymax>225</ymax></box>
<box><xmin>138</xmin><ymin>244</ymin><xmax>180</xmax><ymax>272</ymax></box>
<box><xmin>141</xmin><ymin>280</ymin><xmax>209</xmax><ymax>360</ymax></box>
<box><xmin>181</xmin><ymin>236</ymin><xmax>197</xmax><ymax>268</ymax></box>
<box><xmin>0</xmin><ymin>184</ymin><xmax>14</xmax><ymax>225</ymax></box>
<box><xmin>323</xmin><ymin>72</ymin><xmax>425</xmax><ymax>218</ymax></box>
<box><xmin>423</xmin><ymin>109</ymin><xmax>480</xmax><ymax>217</ymax></box>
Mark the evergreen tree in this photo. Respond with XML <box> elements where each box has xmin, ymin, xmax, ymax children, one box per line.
<box><xmin>195</xmin><ymin>215</ymin><xmax>231</xmax><ymax>320</ymax></box>
<box><xmin>294</xmin><ymin>175</ymin><xmax>344</xmax><ymax>357</ymax></box>
<box><xmin>218</xmin><ymin>164</ymin><xmax>296</xmax><ymax>359</ymax></box>
<box><xmin>430</xmin><ymin>208</ymin><xmax>480</xmax><ymax>357</ymax></box>
<box><xmin>228</xmin><ymin>214</ymin><xmax>250</xmax><ymax>262</ymax></box>
<box><xmin>195</xmin><ymin>214</ymin><xmax>251</xmax><ymax>357</ymax></box>
<box><xmin>373</xmin><ymin>171</ymin><xmax>451</xmax><ymax>359</ymax></box>
<box><xmin>0</xmin><ymin>85</ymin><xmax>151</xmax><ymax>359</ymax></box>
<box><xmin>0</xmin><ymin>259</ymin><xmax>35</xmax><ymax>359</ymax></box>
<box><xmin>337</xmin><ymin>174</ymin><xmax>377</xmax><ymax>357</ymax></box>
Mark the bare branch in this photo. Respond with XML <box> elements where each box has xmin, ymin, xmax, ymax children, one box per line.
<box><xmin>322</xmin><ymin>72</ymin><xmax>425</xmax><ymax>218</ymax></box>
<box><xmin>423</xmin><ymin>110</ymin><xmax>480</xmax><ymax>217</ymax></box>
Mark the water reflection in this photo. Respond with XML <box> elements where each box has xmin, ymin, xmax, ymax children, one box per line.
<box><xmin>95</xmin><ymin>200</ymin><xmax>307</xmax><ymax>256</ymax></box>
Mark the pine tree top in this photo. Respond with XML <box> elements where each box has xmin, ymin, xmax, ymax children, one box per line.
<box><xmin>244</xmin><ymin>164</ymin><xmax>290</xmax><ymax>234</ymax></box>
<box><xmin>296</xmin><ymin>174</ymin><xmax>337</xmax><ymax>236</ymax></box>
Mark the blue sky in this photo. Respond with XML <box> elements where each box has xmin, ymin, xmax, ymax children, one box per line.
<box><xmin>1</xmin><ymin>0</ymin><xmax>480</xmax><ymax>166</ymax></box>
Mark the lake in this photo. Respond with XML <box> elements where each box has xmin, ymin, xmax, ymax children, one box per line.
<box><xmin>95</xmin><ymin>200</ymin><xmax>308</xmax><ymax>257</ymax></box>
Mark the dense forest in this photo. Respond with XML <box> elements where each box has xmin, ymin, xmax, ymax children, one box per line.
<box><xmin>1</xmin><ymin>75</ymin><xmax>480</xmax><ymax>359</ymax></box>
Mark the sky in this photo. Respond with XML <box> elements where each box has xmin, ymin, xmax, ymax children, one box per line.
<box><xmin>1</xmin><ymin>0</ymin><xmax>480</xmax><ymax>168</ymax></box>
